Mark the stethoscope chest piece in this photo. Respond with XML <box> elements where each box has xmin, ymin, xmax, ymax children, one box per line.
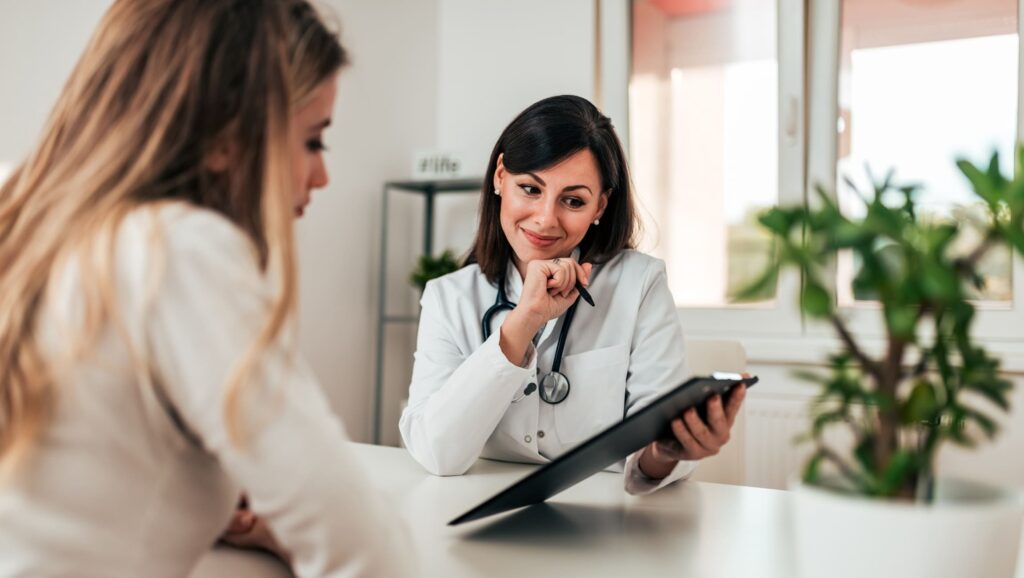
<box><xmin>538</xmin><ymin>370</ymin><xmax>570</xmax><ymax>404</ymax></box>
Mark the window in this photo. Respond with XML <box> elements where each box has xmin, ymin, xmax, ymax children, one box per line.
<box><xmin>605</xmin><ymin>0</ymin><xmax>1023</xmax><ymax>355</ymax></box>
<box><xmin>836</xmin><ymin>0</ymin><xmax>1019</xmax><ymax>306</ymax></box>
<box><xmin>630</xmin><ymin>0</ymin><xmax>781</xmax><ymax>307</ymax></box>
<box><xmin>619</xmin><ymin>0</ymin><xmax>805</xmax><ymax>337</ymax></box>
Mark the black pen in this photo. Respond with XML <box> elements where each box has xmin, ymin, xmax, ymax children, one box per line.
<box><xmin>576</xmin><ymin>282</ymin><xmax>595</xmax><ymax>307</ymax></box>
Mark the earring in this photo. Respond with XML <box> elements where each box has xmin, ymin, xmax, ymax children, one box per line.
<box><xmin>593</xmin><ymin>219</ymin><xmax>600</xmax><ymax>225</ymax></box>
<box><xmin>494</xmin><ymin>187</ymin><xmax>500</xmax><ymax>196</ymax></box>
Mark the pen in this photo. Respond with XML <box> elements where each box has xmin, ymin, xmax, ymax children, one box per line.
<box><xmin>576</xmin><ymin>282</ymin><xmax>595</xmax><ymax>307</ymax></box>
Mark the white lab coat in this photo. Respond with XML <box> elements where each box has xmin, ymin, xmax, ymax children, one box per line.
<box><xmin>399</xmin><ymin>249</ymin><xmax>695</xmax><ymax>494</ymax></box>
<box><xmin>0</xmin><ymin>204</ymin><xmax>412</xmax><ymax>578</ymax></box>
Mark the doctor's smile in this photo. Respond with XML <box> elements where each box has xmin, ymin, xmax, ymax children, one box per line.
<box><xmin>520</xmin><ymin>227</ymin><xmax>562</xmax><ymax>248</ymax></box>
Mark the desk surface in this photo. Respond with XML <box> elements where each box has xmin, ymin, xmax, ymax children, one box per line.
<box><xmin>194</xmin><ymin>443</ymin><xmax>797</xmax><ymax>577</ymax></box>
<box><xmin>355</xmin><ymin>443</ymin><xmax>795</xmax><ymax>577</ymax></box>
<box><xmin>194</xmin><ymin>443</ymin><xmax>1024</xmax><ymax>577</ymax></box>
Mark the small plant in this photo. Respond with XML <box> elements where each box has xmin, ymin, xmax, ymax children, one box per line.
<box><xmin>744</xmin><ymin>148</ymin><xmax>1024</xmax><ymax>500</ymax></box>
<box><xmin>410</xmin><ymin>249</ymin><xmax>460</xmax><ymax>291</ymax></box>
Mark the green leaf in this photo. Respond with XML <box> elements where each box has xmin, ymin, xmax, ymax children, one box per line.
<box><xmin>885</xmin><ymin>304</ymin><xmax>917</xmax><ymax>340</ymax></box>
<box><xmin>734</xmin><ymin>264</ymin><xmax>779</xmax><ymax>303</ymax></box>
<box><xmin>965</xmin><ymin>377</ymin><xmax>1012</xmax><ymax>411</ymax></box>
<box><xmin>759</xmin><ymin>208</ymin><xmax>798</xmax><ymax>236</ymax></box>
<box><xmin>946</xmin><ymin>410</ymin><xmax>975</xmax><ymax>447</ymax></box>
<box><xmin>922</xmin><ymin>223</ymin><xmax>958</xmax><ymax>255</ymax></box>
<box><xmin>960</xmin><ymin>406</ymin><xmax>999</xmax><ymax>439</ymax></box>
<box><xmin>902</xmin><ymin>380</ymin><xmax>938</xmax><ymax>423</ymax></box>
<box><xmin>879</xmin><ymin>450</ymin><xmax>915</xmax><ymax>496</ymax></box>
<box><xmin>812</xmin><ymin>410</ymin><xmax>846</xmax><ymax>436</ymax></box>
<box><xmin>986</xmin><ymin>152</ymin><xmax>1006</xmax><ymax>188</ymax></box>
<box><xmin>409</xmin><ymin>249</ymin><xmax>460</xmax><ymax>289</ymax></box>
<box><xmin>803</xmin><ymin>452</ymin><xmax>824</xmax><ymax>485</ymax></box>
<box><xmin>853</xmin><ymin>436</ymin><xmax>875</xmax><ymax>478</ymax></box>
<box><xmin>920</xmin><ymin>261</ymin><xmax>959</xmax><ymax>302</ymax></box>
<box><xmin>957</xmin><ymin>158</ymin><xmax>1001</xmax><ymax>207</ymax></box>
<box><xmin>830</xmin><ymin>222</ymin><xmax>873</xmax><ymax>249</ymax></box>
<box><xmin>801</xmin><ymin>282</ymin><xmax>833</xmax><ymax>318</ymax></box>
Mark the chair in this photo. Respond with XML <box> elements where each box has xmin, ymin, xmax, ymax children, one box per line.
<box><xmin>683</xmin><ymin>338</ymin><xmax>748</xmax><ymax>486</ymax></box>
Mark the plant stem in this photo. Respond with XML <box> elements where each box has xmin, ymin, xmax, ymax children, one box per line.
<box><xmin>956</xmin><ymin>231</ymin><xmax>999</xmax><ymax>272</ymax></box>
<box><xmin>830</xmin><ymin>314</ymin><xmax>883</xmax><ymax>381</ymax></box>
<box><xmin>875</xmin><ymin>336</ymin><xmax>907</xmax><ymax>492</ymax></box>
<box><xmin>819</xmin><ymin>446</ymin><xmax>862</xmax><ymax>488</ymax></box>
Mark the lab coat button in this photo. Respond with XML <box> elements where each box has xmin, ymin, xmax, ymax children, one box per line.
<box><xmin>524</xmin><ymin>434</ymin><xmax>533</xmax><ymax>443</ymax></box>
<box><xmin>537</xmin><ymin>430</ymin><xmax>545</xmax><ymax>438</ymax></box>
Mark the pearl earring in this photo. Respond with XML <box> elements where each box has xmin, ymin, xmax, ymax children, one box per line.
<box><xmin>494</xmin><ymin>187</ymin><xmax>500</xmax><ymax>196</ymax></box>
<box><xmin>593</xmin><ymin>219</ymin><xmax>600</xmax><ymax>225</ymax></box>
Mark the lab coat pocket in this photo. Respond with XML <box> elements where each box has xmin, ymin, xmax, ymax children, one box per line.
<box><xmin>554</xmin><ymin>344</ymin><xmax>629</xmax><ymax>445</ymax></box>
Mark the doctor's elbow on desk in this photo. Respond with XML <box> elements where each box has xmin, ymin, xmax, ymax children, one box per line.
<box><xmin>398</xmin><ymin>415</ymin><xmax>476</xmax><ymax>477</ymax></box>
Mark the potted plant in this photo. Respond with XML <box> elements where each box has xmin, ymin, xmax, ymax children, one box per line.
<box><xmin>409</xmin><ymin>249</ymin><xmax>460</xmax><ymax>292</ymax></box>
<box><xmin>745</xmin><ymin>150</ymin><xmax>1024</xmax><ymax>578</ymax></box>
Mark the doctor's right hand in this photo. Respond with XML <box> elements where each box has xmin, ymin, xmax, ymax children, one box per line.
<box><xmin>499</xmin><ymin>258</ymin><xmax>591</xmax><ymax>367</ymax></box>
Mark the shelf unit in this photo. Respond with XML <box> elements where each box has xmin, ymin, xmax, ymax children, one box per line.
<box><xmin>372</xmin><ymin>178</ymin><xmax>482</xmax><ymax>444</ymax></box>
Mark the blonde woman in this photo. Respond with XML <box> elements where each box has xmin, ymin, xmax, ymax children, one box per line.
<box><xmin>0</xmin><ymin>1</ymin><xmax>411</xmax><ymax>577</ymax></box>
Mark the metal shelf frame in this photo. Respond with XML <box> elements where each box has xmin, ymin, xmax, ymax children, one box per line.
<box><xmin>372</xmin><ymin>178</ymin><xmax>482</xmax><ymax>444</ymax></box>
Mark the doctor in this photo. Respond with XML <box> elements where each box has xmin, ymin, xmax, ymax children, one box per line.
<box><xmin>400</xmin><ymin>95</ymin><xmax>746</xmax><ymax>493</ymax></box>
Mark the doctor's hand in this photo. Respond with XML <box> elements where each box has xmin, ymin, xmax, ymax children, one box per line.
<box><xmin>637</xmin><ymin>383</ymin><xmax>747</xmax><ymax>480</ymax></box>
<box><xmin>499</xmin><ymin>258</ymin><xmax>591</xmax><ymax>367</ymax></box>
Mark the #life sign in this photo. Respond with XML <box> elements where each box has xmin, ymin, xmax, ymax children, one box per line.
<box><xmin>412</xmin><ymin>151</ymin><xmax>466</xmax><ymax>180</ymax></box>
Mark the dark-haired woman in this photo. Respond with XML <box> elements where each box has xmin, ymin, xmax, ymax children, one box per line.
<box><xmin>399</xmin><ymin>95</ymin><xmax>745</xmax><ymax>493</ymax></box>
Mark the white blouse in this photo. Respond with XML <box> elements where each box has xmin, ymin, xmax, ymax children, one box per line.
<box><xmin>0</xmin><ymin>204</ymin><xmax>412</xmax><ymax>578</ymax></box>
<box><xmin>399</xmin><ymin>250</ymin><xmax>695</xmax><ymax>494</ymax></box>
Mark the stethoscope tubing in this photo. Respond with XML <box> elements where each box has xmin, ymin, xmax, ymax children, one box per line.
<box><xmin>482</xmin><ymin>278</ymin><xmax>578</xmax><ymax>405</ymax></box>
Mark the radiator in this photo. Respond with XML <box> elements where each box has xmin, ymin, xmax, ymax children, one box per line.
<box><xmin>744</xmin><ymin>396</ymin><xmax>814</xmax><ymax>490</ymax></box>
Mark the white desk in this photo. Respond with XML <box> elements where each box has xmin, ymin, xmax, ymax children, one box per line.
<box><xmin>193</xmin><ymin>443</ymin><xmax>1024</xmax><ymax>576</ymax></box>
<box><xmin>357</xmin><ymin>443</ymin><xmax>796</xmax><ymax>577</ymax></box>
<box><xmin>195</xmin><ymin>443</ymin><xmax>796</xmax><ymax>577</ymax></box>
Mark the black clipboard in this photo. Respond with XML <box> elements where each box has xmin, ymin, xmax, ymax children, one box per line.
<box><xmin>448</xmin><ymin>373</ymin><xmax>758</xmax><ymax>525</ymax></box>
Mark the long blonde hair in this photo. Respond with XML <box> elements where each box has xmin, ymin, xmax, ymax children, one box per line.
<box><xmin>0</xmin><ymin>0</ymin><xmax>347</xmax><ymax>475</ymax></box>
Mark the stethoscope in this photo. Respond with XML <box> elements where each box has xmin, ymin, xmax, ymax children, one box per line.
<box><xmin>481</xmin><ymin>277</ymin><xmax>580</xmax><ymax>405</ymax></box>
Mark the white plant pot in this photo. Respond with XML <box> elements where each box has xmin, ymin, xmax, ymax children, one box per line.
<box><xmin>792</xmin><ymin>477</ymin><xmax>1024</xmax><ymax>578</ymax></box>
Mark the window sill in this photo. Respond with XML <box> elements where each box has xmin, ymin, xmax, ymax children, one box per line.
<box><xmin>685</xmin><ymin>331</ymin><xmax>1024</xmax><ymax>375</ymax></box>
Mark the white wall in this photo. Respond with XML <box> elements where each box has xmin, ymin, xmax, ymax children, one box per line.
<box><xmin>431</xmin><ymin>0</ymin><xmax>597</xmax><ymax>254</ymax></box>
<box><xmin>0</xmin><ymin>1</ymin><xmax>111</xmax><ymax>164</ymax></box>
<box><xmin>302</xmin><ymin>1</ymin><xmax>438</xmax><ymax>442</ymax></box>
<box><xmin>0</xmin><ymin>0</ymin><xmax>439</xmax><ymax>444</ymax></box>
<box><xmin>436</xmin><ymin>0</ymin><xmax>596</xmax><ymax>171</ymax></box>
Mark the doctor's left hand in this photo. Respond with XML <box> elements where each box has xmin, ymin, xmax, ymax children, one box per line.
<box><xmin>637</xmin><ymin>383</ymin><xmax>747</xmax><ymax>480</ymax></box>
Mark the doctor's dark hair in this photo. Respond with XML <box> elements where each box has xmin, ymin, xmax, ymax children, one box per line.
<box><xmin>467</xmin><ymin>95</ymin><xmax>640</xmax><ymax>284</ymax></box>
